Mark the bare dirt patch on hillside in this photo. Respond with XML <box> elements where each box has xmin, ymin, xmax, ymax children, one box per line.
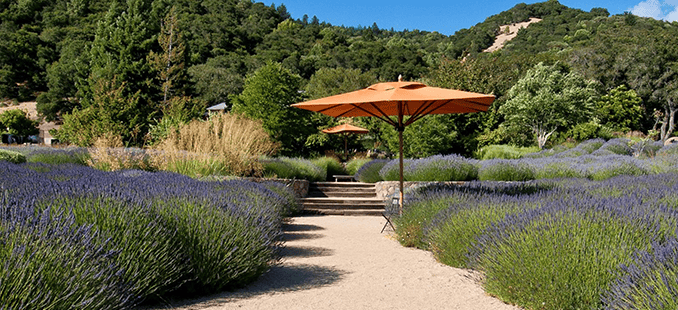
<box><xmin>483</xmin><ymin>18</ymin><xmax>542</xmax><ymax>53</ymax></box>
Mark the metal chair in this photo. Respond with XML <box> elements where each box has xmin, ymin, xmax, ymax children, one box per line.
<box><xmin>381</xmin><ymin>196</ymin><xmax>398</xmax><ymax>233</ymax></box>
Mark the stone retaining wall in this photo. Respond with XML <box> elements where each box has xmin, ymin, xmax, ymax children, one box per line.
<box><xmin>375</xmin><ymin>181</ymin><xmax>467</xmax><ymax>200</ymax></box>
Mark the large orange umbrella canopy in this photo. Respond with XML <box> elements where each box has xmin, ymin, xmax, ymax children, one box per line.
<box><xmin>292</xmin><ymin>81</ymin><xmax>495</xmax><ymax>129</ymax></box>
<box><xmin>292</xmin><ymin>80</ymin><xmax>495</xmax><ymax>215</ymax></box>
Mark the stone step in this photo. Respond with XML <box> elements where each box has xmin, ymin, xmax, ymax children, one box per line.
<box><xmin>301</xmin><ymin>208</ymin><xmax>384</xmax><ymax>216</ymax></box>
<box><xmin>301</xmin><ymin>202</ymin><xmax>385</xmax><ymax>210</ymax></box>
<box><xmin>312</xmin><ymin>182</ymin><xmax>375</xmax><ymax>188</ymax></box>
<box><xmin>300</xmin><ymin>197</ymin><xmax>384</xmax><ymax>204</ymax></box>
<box><xmin>307</xmin><ymin>191</ymin><xmax>376</xmax><ymax>198</ymax></box>
<box><xmin>300</xmin><ymin>182</ymin><xmax>382</xmax><ymax>216</ymax></box>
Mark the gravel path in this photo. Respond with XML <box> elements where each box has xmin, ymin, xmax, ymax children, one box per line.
<box><xmin>152</xmin><ymin>215</ymin><xmax>521</xmax><ymax>310</ymax></box>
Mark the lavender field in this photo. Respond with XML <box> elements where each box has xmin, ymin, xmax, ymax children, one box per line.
<box><xmin>396</xmin><ymin>174</ymin><xmax>678</xmax><ymax>309</ymax></box>
<box><xmin>0</xmin><ymin>160</ymin><xmax>296</xmax><ymax>309</ymax></box>
<box><xmin>354</xmin><ymin>138</ymin><xmax>678</xmax><ymax>183</ymax></box>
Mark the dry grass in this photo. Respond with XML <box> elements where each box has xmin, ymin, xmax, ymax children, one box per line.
<box><xmin>154</xmin><ymin>113</ymin><xmax>278</xmax><ymax>177</ymax></box>
<box><xmin>87</xmin><ymin>134</ymin><xmax>155</xmax><ymax>171</ymax></box>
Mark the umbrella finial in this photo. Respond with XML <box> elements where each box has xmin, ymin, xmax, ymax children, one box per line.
<box><xmin>398</xmin><ymin>74</ymin><xmax>402</xmax><ymax>82</ymax></box>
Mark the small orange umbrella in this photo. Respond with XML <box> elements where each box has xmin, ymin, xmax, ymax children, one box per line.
<box><xmin>321</xmin><ymin>124</ymin><xmax>370</xmax><ymax>161</ymax></box>
<box><xmin>292</xmin><ymin>79</ymin><xmax>495</xmax><ymax>214</ymax></box>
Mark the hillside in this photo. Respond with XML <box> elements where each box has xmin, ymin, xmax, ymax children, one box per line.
<box><xmin>483</xmin><ymin>18</ymin><xmax>542</xmax><ymax>53</ymax></box>
<box><xmin>1</xmin><ymin>0</ymin><xmax>676</xmax><ymax>155</ymax></box>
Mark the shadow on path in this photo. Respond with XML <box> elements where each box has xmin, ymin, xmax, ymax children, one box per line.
<box><xmin>281</xmin><ymin>245</ymin><xmax>334</xmax><ymax>258</ymax></box>
<box><xmin>157</xmin><ymin>264</ymin><xmax>346</xmax><ymax>309</ymax></box>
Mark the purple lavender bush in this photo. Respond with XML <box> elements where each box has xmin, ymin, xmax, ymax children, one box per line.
<box><xmin>396</xmin><ymin>172</ymin><xmax>678</xmax><ymax>310</ymax></box>
<box><xmin>379</xmin><ymin>159</ymin><xmax>413</xmax><ymax>181</ymax></box>
<box><xmin>603</xmin><ymin>237</ymin><xmax>678</xmax><ymax>310</ymax></box>
<box><xmin>0</xmin><ymin>161</ymin><xmax>290</xmax><ymax>308</ymax></box>
<box><xmin>403</xmin><ymin>154</ymin><xmax>478</xmax><ymax>181</ymax></box>
<box><xmin>478</xmin><ymin>159</ymin><xmax>535</xmax><ymax>181</ymax></box>
<box><xmin>354</xmin><ymin>159</ymin><xmax>388</xmax><ymax>183</ymax></box>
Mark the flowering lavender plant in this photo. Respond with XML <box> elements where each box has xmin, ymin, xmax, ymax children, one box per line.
<box><xmin>0</xmin><ymin>161</ymin><xmax>290</xmax><ymax>308</ymax></box>
<box><xmin>403</xmin><ymin>154</ymin><xmax>478</xmax><ymax>181</ymax></box>
<box><xmin>354</xmin><ymin>159</ymin><xmax>388</xmax><ymax>183</ymax></box>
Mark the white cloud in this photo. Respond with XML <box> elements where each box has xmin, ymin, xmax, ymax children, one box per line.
<box><xmin>631</xmin><ymin>0</ymin><xmax>663</xmax><ymax>19</ymax></box>
<box><xmin>666</xmin><ymin>8</ymin><xmax>678</xmax><ymax>21</ymax></box>
<box><xmin>630</xmin><ymin>0</ymin><xmax>678</xmax><ymax>22</ymax></box>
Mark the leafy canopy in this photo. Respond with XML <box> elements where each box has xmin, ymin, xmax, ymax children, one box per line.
<box><xmin>499</xmin><ymin>62</ymin><xmax>599</xmax><ymax>149</ymax></box>
<box><xmin>231</xmin><ymin>61</ymin><xmax>315</xmax><ymax>156</ymax></box>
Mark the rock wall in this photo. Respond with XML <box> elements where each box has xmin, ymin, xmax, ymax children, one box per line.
<box><xmin>375</xmin><ymin>181</ymin><xmax>467</xmax><ymax>200</ymax></box>
<box><xmin>244</xmin><ymin>178</ymin><xmax>309</xmax><ymax>198</ymax></box>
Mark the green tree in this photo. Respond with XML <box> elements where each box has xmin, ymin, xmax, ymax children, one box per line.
<box><xmin>595</xmin><ymin>85</ymin><xmax>643</xmax><ymax>132</ymax></box>
<box><xmin>380</xmin><ymin>114</ymin><xmax>459</xmax><ymax>158</ymax></box>
<box><xmin>231</xmin><ymin>61</ymin><xmax>314</xmax><ymax>156</ymax></box>
<box><xmin>499</xmin><ymin>62</ymin><xmax>599</xmax><ymax>149</ymax></box>
<box><xmin>0</xmin><ymin>109</ymin><xmax>39</xmax><ymax>136</ymax></box>
<box><xmin>148</xmin><ymin>5</ymin><xmax>185</xmax><ymax>109</ymax></box>
<box><xmin>55</xmin><ymin>78</ymin><xmax>142</xmax><ymax>146</ymax></box>
<box><xmin>68</xmin><ymin>0</ymin><xmax>160</xmax><ymax>145</ymax></box>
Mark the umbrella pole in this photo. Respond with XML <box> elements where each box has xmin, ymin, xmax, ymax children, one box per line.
<box><xmin>398</xmin><ymin>128</ymin><xmax>404</xmax><ymax>216</ymax></box>
<box><xmin>344</xmin><ymin>134</ymin><xmax>348</xmax><ymax>162</ymax></box>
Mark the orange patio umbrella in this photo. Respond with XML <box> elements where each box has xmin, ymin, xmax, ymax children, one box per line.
<box><xmin>292</xmin><ymin>79</ymin><xmax>495</xmax><ymax>214</ymax></box>
<box><xmin>321</xmin><ymin>123</ymin><xmax>370</xmax><ymax>162</ymax></box>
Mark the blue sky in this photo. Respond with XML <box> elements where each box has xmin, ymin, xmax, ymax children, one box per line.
<box><xmin>260</xmin><ymin>0</ymin><xmax>678</xmax><ymax>35</ymax></box>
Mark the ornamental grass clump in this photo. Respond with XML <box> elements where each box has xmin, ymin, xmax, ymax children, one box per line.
<box><xmin>478</xmin><ymin>159</ymin><xmax>535</xmax><ymax>181</ymax></box>
<box><xmin>88</xmin><ymin>136</ymin><xmax>156</xmax><ymax>172</ymax></box>
<box><xmin>156</xmin><ymin>113</ymin><xmax>278</xmax><ymax>177</ymax></box>
<box><xmin>353</xmin><ymin>159</ymin><xmax>388</xmax><ymax>183</ymax></box>
<box><xmin>404</xmin><ymin>154</ymin><xmax>477</xmax><ymax>181</ymax></box>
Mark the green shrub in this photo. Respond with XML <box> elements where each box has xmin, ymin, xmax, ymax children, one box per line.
<box><xmin>394</xmin><ymin>198</ymin><xmax>453</xmax><ymax>249</ymax></box>
<box><xmin>0</xmin><ymin>149</ymin><xmax>26</xmax><ymax>164</ymax></box>
<box><xmin>26</xmin><ymin>149</ymin><xmax>90</xmax><ymax>165</ymax></box>
<box><xmin>567</xmin><ymin>122</ymin><xmax>613</xmax><ymax>141</ymax></box>
<box><xmin>262</xmin><ymin>181</ymin><xmax>300</xmax><ymax>216</ymax></box>
<box><xmin>474</xmin><ymin>144</ymin><xmax>541</xmax><ymax>160</ymax></box>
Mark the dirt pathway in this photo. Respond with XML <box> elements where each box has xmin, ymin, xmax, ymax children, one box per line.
<box><xmin>153</xmin><ymin>215</ymin><xmax>520</xmax><ymax>310</ymax></box>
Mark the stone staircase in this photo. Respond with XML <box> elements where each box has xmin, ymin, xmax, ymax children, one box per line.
<box><xmin>300</xmin><ymin>182</ymin><xmax>385</xmax><ymax>216</ymax></box>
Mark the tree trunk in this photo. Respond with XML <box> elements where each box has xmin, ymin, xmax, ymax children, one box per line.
<box><xmin>536</xmin><ymin>127</ymin><xmax>557</xmax><ymax>149</ymax></box>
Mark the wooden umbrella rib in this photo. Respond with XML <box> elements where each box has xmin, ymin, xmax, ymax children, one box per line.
<box><xmin>403</xmin><ymin>100</ymin><xmax>439</xmax><ymax>126</ymax></box>
<box><xmin>340</xmin><ymin>103</ymin><xmax>396</xmax><ymax>127</ymax></box>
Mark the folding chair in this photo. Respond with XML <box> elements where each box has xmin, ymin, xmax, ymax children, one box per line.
<box><xmin>381</xmin><ymin>196</ymin><xmax>398</xmax><ymax>233</ymax></box>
